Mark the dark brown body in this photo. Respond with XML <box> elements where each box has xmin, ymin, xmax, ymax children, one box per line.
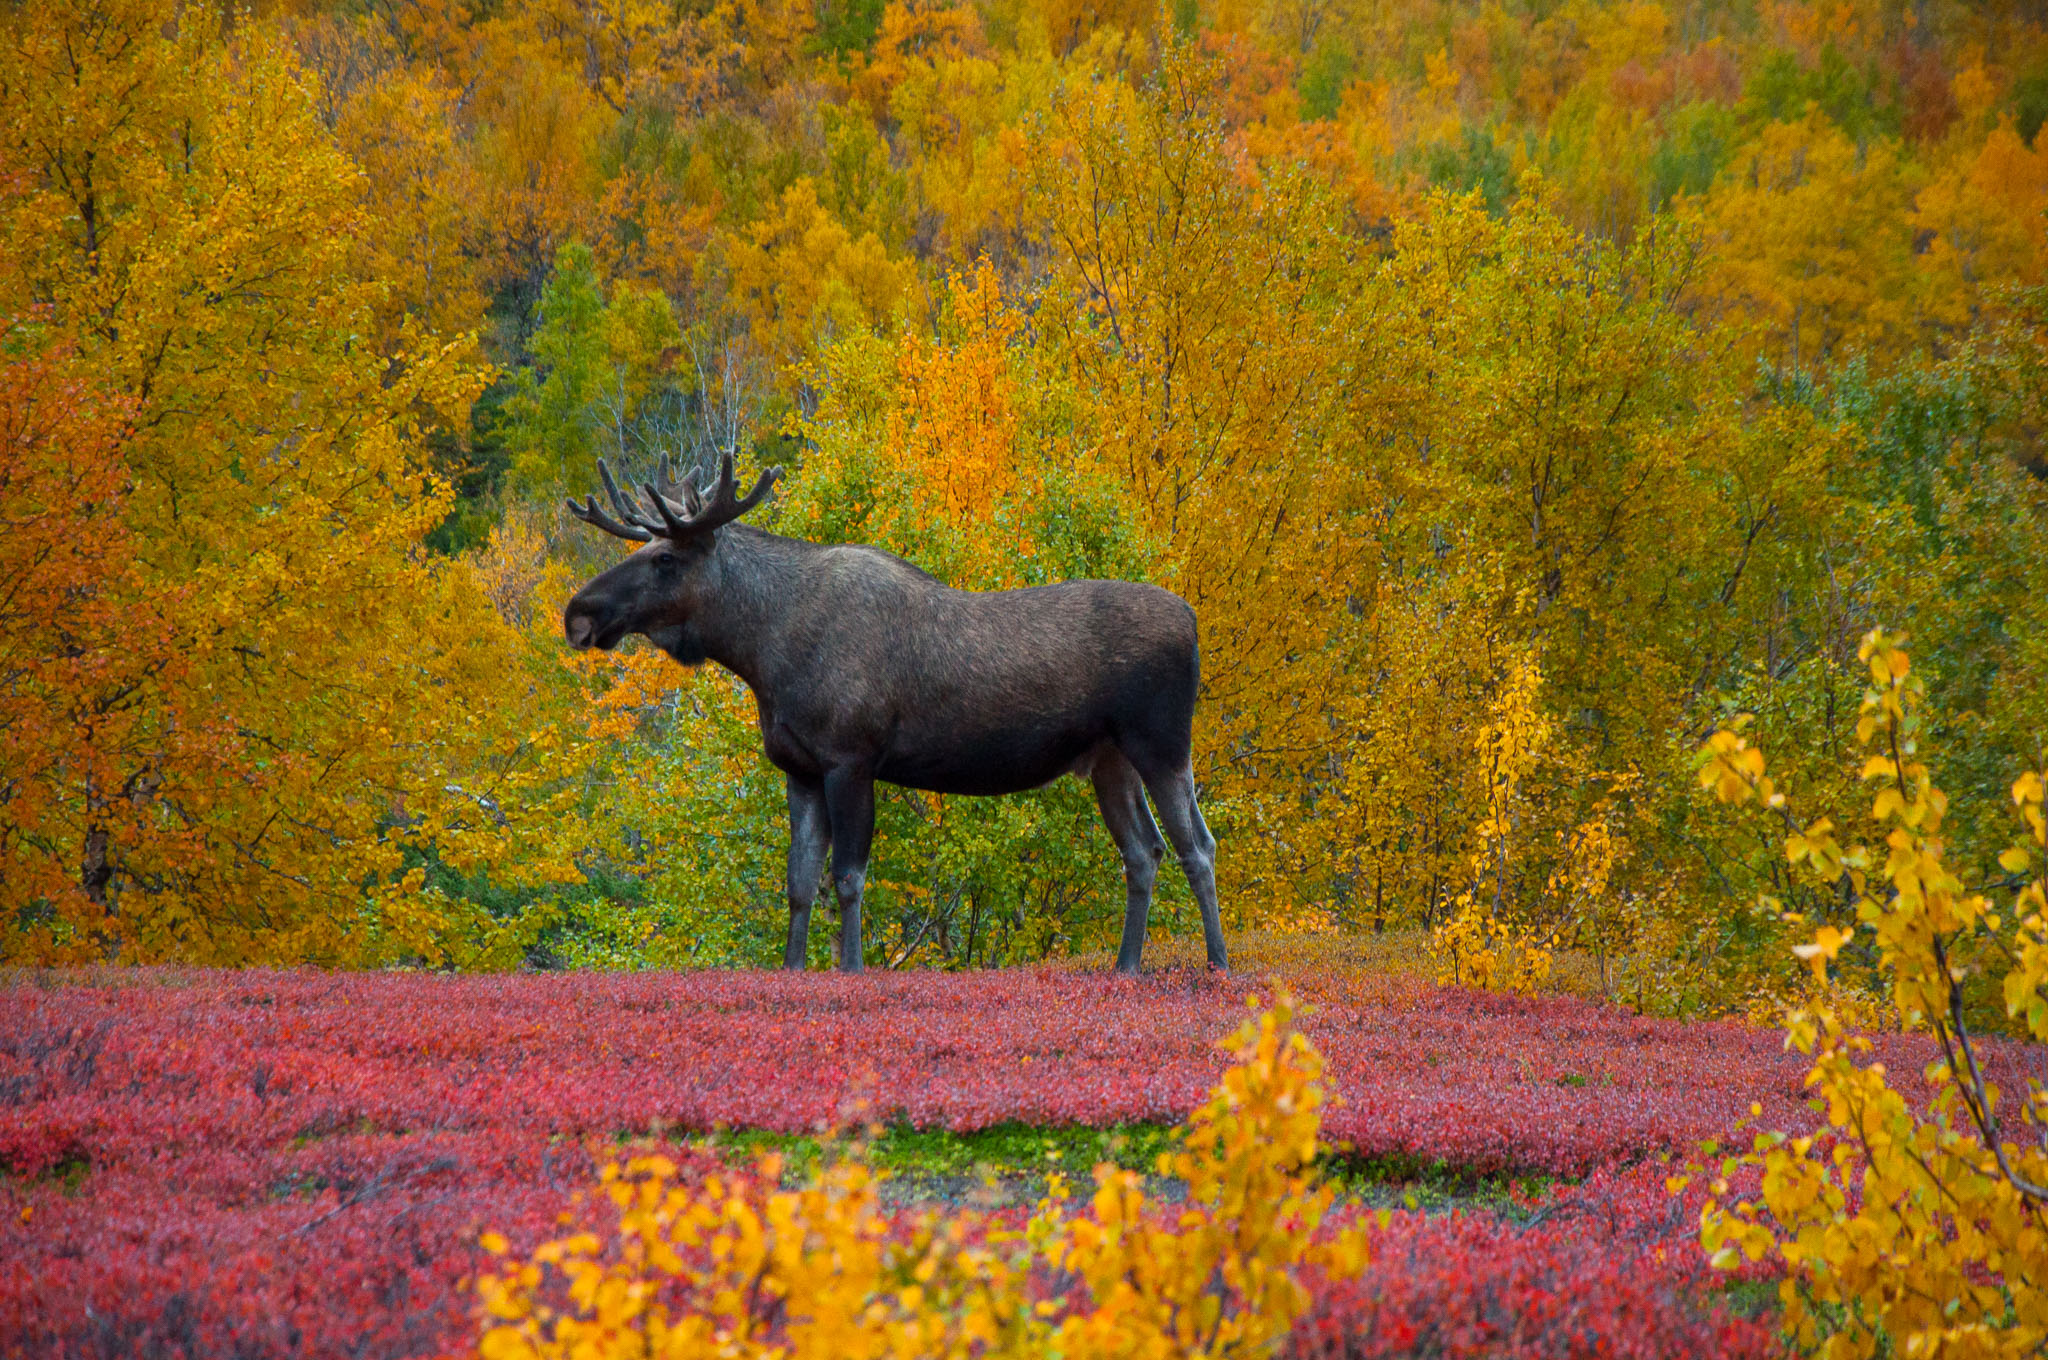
<box><xmin>561</xmin><ymin>460</ymin><xmax>1226</xmax><ymax>974</ymax></box>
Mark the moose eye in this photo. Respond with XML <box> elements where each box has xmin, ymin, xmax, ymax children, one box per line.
<box><xmin>651</xmin><ymin>552</ymin><xmax>679</xmax><ymax>575</ymax></box>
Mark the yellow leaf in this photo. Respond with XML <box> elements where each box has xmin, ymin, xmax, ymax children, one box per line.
<box><xmin>1791</xmin><ymin>926</ymin><xmax>1851</xmax><ymax>963</ymax></box>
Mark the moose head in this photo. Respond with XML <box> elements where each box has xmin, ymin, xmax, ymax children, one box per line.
<box><xmin>560</xmin><ymin>453</ymin><xmax>780</xmax><ymax>663</ymax></box>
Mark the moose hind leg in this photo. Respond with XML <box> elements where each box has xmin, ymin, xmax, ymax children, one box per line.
<box><xmin>1139</xmin><ymin>760</ymin><xmax>1227</xmax><ymax>971</ymax></box>
<box><xmin>785</xmin><ymin>776</ymin><xmax>828</xmax><ymax>970</ymax></box>
<box><xmin>1091</xmin><ymin>748</ymin><xmax>1166</xmax><ymax>974</ymax></box>
<box><xmin>822</xmin><ymin>766</ymin><xmax>875</xmax><ymax>974</ymax></box>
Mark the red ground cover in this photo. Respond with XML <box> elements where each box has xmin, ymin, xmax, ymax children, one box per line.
<box><xmin>0</xmin><ymin>964</ymin><xmax>1946</xmax><ymax>1357</ymax></box>
<box><xmin>1298</xmin><ymin>1165</ymin><xmax>1780</xmax><ymax>1359</ymax></box>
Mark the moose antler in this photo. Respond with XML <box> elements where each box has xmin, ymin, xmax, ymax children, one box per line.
<box><xmin>563</xmin><ymin>460</ymin><xmax>658</xmax><ymax>541</ymax></box>
<box><xmin>565</xmin><ymin>453</ymin><xmax>779</xmax><ymax>542</ymax></box>
<box><xmin>652</xmin><ymin>455</ymin><xmax>704</xmax><ymax>517</ymax></box>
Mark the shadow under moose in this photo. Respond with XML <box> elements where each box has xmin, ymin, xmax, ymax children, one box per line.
<box><xmin>559</xmin><ymin>453</ymin><xmax>1227</xmax><ymax>975</ymax></box>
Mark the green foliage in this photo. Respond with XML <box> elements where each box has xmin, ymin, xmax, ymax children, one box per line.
<box><xmin>404</xmin><ymin>844</ymin><xmax>649</xmax><ymax>971</ymax></box>
<box><xmin>1649</xmin><ymin>101</ymin><xmax>1736</xmax><ymax>206</ymax></box>
<box><xmin>2015</xmin><ymin>69</ymin><xmax>2048</xmax><ymax>147</ymax></box>
<box><xmin>1740</xmin><ymin>45</ymin><xmax>1896</xmax><ymax>143</ymax></box>
<box><xmin>426</xmin><ymin>377</ymin><xmax>522</xmax><ymax>555</ymax></box>
<box><xmin>1299</xmin><ymin>38</ymin><xmax>1355</xmax><ymax>122</ymax></box>
<box><xmin>698</xmin><ymin>1122</ymin><xmax>1182</xmax><ymax>1185</ymax></box>
<box><xmin>1420</xmin><ymin>126</ymin><xmax>1517</xmax><ymax>214</ymax></box>
<box><xmin>503</xmin><ymin>242</ymin><xmax>685</xmax><ymax>495</ymax></box>
<box><xmin>821</xmin><ymin>102</ymin><xmax>908</xmax><ymax>242</ymax></box>
<box><xmin>814</xmin><ymin>0</ymin><xmax>887</xmax><ymax>58</ymax></box>
<box><xmin>504</xmin><ymin>244</ymin><xmax>610</xmax><ymax>491</ymax></box>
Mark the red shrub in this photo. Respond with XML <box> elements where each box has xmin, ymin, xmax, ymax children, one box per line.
<box><xmin>1296</xmin><ymin>1166</ymin><xmax>1779</xmax><ymax>1359</ymax></box>
<box><xmin>2</xmin><ymin>965</ymin><xmax>1956</xmax><ymax>1357</ymax></box>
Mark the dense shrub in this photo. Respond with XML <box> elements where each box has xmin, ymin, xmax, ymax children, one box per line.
<box><xmin>8</xmin><ymin>963</ymin><xmax>2021</xmax><ymax>1356</ymax></box>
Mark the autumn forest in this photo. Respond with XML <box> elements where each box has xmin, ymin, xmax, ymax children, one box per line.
<box><xmin>4</xmin><ymin>0</ymin><xmax>2041</xmax><ymax>1001</ymax></box>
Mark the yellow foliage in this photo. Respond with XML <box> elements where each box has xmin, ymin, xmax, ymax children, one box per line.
<box><xmin>0</xmin><ymin>0</ymin><xmax>557</xmax><ymax>965</ymax></box>
<box><xmin>472</xmin><ymin>993</ymin><xmax>1368</xmax><ymax>1359</ymax></box>
<box><xmin>721</xmin><ymin>178</ymin><xmax>911</xmax><ymax>372</ymax></box>
<box><xmin>1426</xmin><ymin>650</ymin><xmax>1559</xmax><ymax>992</ymax></box>
<box><xmin>1432</xmin><ymin>899</ymin><xmax>1556</xmax><ymax>993</ymax></box>
<box><xmin>329</xmin><ymin>63</ymin><xmax>489</xmax><ymax>351</ymax></box>
<box><xmin>1697</xmin><ymin>630</ymin><xmax>2048</xmax><ymax>1356</ymax></box>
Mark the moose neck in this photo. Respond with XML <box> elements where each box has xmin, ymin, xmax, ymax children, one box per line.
<box><xmin>688</xmin><ymin>525</ymin><xmax>812</xmax><ymax>691</ymax></box>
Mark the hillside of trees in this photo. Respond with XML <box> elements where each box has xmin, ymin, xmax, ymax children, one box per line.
<box><xmin>4</xmin><ymin>0</ymin><xmax>2045</xmax><ymax>1020</ymax></box>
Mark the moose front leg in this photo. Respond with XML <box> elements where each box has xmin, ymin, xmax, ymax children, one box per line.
<box><xmin>822</xmin><ymin>766</ymin><xmax>875</xmax><ymax>974</ymax></box>
<box><xmin>785</xmin><ymin>775</ymin><xmax>828</xmax><ymax>970</ymax></box>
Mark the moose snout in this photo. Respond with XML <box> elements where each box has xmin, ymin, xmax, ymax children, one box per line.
<box><xmin>563</xmin><ymin>602</ymin><xmax>599</xmax><ymax>650</ymax></box>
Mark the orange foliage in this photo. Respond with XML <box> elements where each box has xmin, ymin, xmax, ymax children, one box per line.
<box><xmin>857</xmin><ymin>0</ymin><xmax>987</xmax><ymax>110</ymax></box>
<box><xmin>887</xmin><ymin>262</ymin><xmax>1022</xmax><ymax>530</ymax></box>
<box><xmin>1697</xmin><ymin>111</ymin><xmax>1920</xmax><ymax>369</ymax></box>
<box><xmin>0</xmin><ymin>337</ymin><xmax>168</xmax><ymax>942</ymax></box>
<box><xmin>1914</xmin><ymin>123</ymin><xmax>2048</xmax><ymax>333</ymax></box>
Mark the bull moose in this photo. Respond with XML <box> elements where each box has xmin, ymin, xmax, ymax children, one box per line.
<box><xmin>560</xmin><ymin>453</ymin><xmax>1227</xmax><ymax>975</ymax></box>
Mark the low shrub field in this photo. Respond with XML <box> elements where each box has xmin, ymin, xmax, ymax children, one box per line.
<box><xmin>4</xmin><ymin>956</ymin><xmax>1972</xmax><ymax>1359</ymax></box>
